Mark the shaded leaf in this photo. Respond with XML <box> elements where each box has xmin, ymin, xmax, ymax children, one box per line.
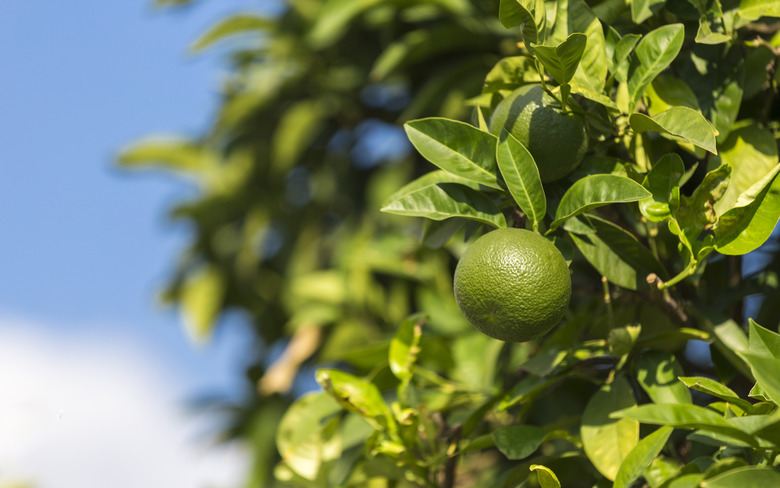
<box><xmin>640</xmin><ymin>153</ymin><xmax>685</xmax><ymax>222</ymax></box>
<box><xmin>614</xmin><ymin>426</ymin><xmax>673</xmax><ymax>488</ymax></box>
<box><xmin>496</xmin><ymin>130</ymin><xmax>546</xmax><ymax>231</ymax></box>
<box><xmin>551</xmin><ymin>175</ymin><xmax>651</xmax><ymax>230</ymax></box>
<box><xmin>499</xmin><ymin>0</ymin><xmax>545</xmax><ymax>51</ymax></box>
<box><xmin>748</xmin><ymin>319</ymin><xmax>780</xmax><ymax>357</ymax></box>
<box><xmin>530</xmin><ymin>464</ymin><xmax>562</xmax><ymax>488</ymax></box>
<box><xmin>739</xmin><ymin>352</ymin><xmax>780</xmax><ymax>405</ymax></box>
<box><xmin>272</xmin><ymin>99</ymin><xmax>328</xmax><ymax>172</ymax></box>
<box><xmin>628</xmin><ymin>24</ymin><xmax>685</xmax><ymax>106</ymax></box>
<box><xmin>696</xmin><ymin>0</ymin><xmax>731</xmax><ymax>45</ymax></box>
<box><xmin>629</xmin><ymin>108</ymin><xmax>717</xmax><ymax>155</ymax></box>
<box><xmin>494</xmin><ymin>425</ymin><xmax>549</xmax><ymax>460</ymax></box>
<box><xmin>531</xmin><ymin>33</ymin><xmax>587</xmax><ymax>86</ymax></box>
<box><xmin>581</xmin><ymin>376</ymin><xmax>639</xmax><ymax>481</ymax></box>
<box><xmin>700</xmin><ymin>466</ymin><xmax>780</xmax><ymax>487</ymax></box>
<box><xmin>646</xmin><ymin>75</ymin><xmax>701</xmax><ymax>116</ymax></box>
<box><xmin>404</xmin><ymin>118</ymin><xmax>501</xmax><ymax>189</ymax></box>
<box><xmin>632</xmin><ymin>0</ymin><xmax>665</xmax><ymax>23</ymax></box>
<box><xmin>636</xmin><ymin>351</ymin><xmax>692</xmax><ymax>404</ymax></box>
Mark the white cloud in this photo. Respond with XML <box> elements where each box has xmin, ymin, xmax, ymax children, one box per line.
<box><xmin>0</xmin><ymin>317</ymin><xmax>248</xmax><ymax>488</ymax></box>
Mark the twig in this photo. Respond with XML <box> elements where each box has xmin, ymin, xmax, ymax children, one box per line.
<box><xmin>646</xmin><ymin>273</ymin><xmax>691</xmax><ymax>327</ymax></box>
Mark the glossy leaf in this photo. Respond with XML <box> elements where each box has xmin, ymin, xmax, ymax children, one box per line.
<box><xmin>316</xmin><ymin>369</ymin><xmax>394</xmax><ymax>430</ymax></box>
<box><xmin>499</xmin><ymin>0</ymin><xmax>545</xmax><ymax>52</ymax></box>
<box><xmin>646</xmin><ymin>75</ymin><xmax>701</xmax><ymax>116</ymax></box>
<box><xmin>713</xmin><ymin>164</ymin><xmax>780</xmax><ymax>255</ymax></box>
<box><xmin>748</xmin><ymin>319</ymin><xmax>780</xmax><ymax>357</ymax></box>
<box><xmin>570</xmin><ymin>215</ymin><xmax>666</xmax><ymax>290</ymax></box>
<box><xmin>551</xmin><ymin>175</ymin><xmax>651</xmax><ymax>230</ymax></box>
<box><xmin>636</xmin><ymin>351</ymin><xmax>692</xmax><ymax>405</ymax></box>
<box><xmin>381</xmin><ymin>171</ymin><xmax>507</xmax><ymax>228</ymax></box>
<box><xmin>530</xmin><ymin>465</ymin><xmax>561</xmax><ymax>488</ymax></box>
<box><xmin>404</xmin><ymin>118</ymin><xmax>501</xmax><ymax>189</ymax></box>
<box><xmin>614</xmin><ymin>426</ymin><xmax>673</xmax><ymax>488</ymax></box>
<box><xmin>628</xmin><ymin>24</ymin><xmax>685</xmax><ymax>105</ymax></box>
<box><xmin>629</xmin><ymin>108</ymin><xmax>717</xmax><ymax>155</ymax></box>
<box><xmin>581</xmin><ymin>376</ymin><xmax>639</xmax><ymax>481</ymax></box>
<box><xmin>531</xmin><ymin>33</ymin><xmax>587</xmax><ymax>86</ymax></box>
<box><xmin>494</xmin><ymin>425</ymin><xmax>549</xmax><ymax>460</ymax></box>
<box><xmin>640</xmin><ymin>153</ymin><xmax>685</xmax><ymax>222</ymax></box>
<box><xmin>679</xmin><ymin>376</ymin><xmax>754</xmax><ymax>413</ymax></box>
<box><xmin>613</xmin><ymin>34</ymin><xmax>641</xmax><ymax>83</ymax></box>
<box><xmin>551</xmin><ymin>0</ymin><xmax>608</xmax><ymax>97</ymax></box>
<box><xmin>700</xmin><ymin>466</ymin><xmax>780</xmax><ymax>487</ymax></box>
<box><xmin>740</xmin><ymin>353</ymin><xmax>780</xmax><ymax>405</ymax></box>
<box><xmin>191</xmin><ymin>14</ymin><xmax>274</xmax><ymax>52</ymax></box>
<box><xmin>388</xmin><ymin>313</ymin><xmax>424</xmax><ymax>382</ymax></box>
<box><xmin>496</xmin><ymin>130</ymin><xmax>546</xmax><ymax>231</ymax></box>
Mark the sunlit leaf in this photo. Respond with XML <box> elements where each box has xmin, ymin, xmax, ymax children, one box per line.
<box><xmin>191</xmin><ymin>14</ymin><xmax>275</xmax><ymax>52</ymax></box>
<box><xmin>530</xmin><ymin>464</ymin><xmax>562</xmax><ymax>488</ymax></box>
<box><xmin>629</xmin><ymin>108</ymin><xmax>717</xmax><ymax>155</ymax></box>
<box><xmin>388</xmin><ymin>313</ymin><xmax>424</xmax><ymax>382</ymax></box>
<box><xmin>614</xmin><ymin>426</ymin><xmax>673</xmax><ymax>488</ymax></box>
<box><xmin>316</xmin><ymin>369</ymin><xmax>394</xmax><ymax>430</ymax></box>
<box><xmin>738</xmin><ymin>0</ymin><xmax>780</xmax><ymax>22</ymax></box>
<box><xmin>700</xmin><ymin>466</ymin><xmax>780</xmax><ymax>487</ymax></box>
<box><xmin>679</xmin><ymin>376</ymin><xmax>754</xmax><ymax>413</ymax></box>
<box><xmin>640</xmin><ymin>153</ymin><xmax>685</xmax><ymax>222</ymax></box>
<box><xmin>632</xmin><ymin>0</ymin><xmax>665</xmax><ymax>23</ymax></box>
<box><xmin>627</xmin><ymin>24</ymin><xmax>685</xmax><ymax>106</ymax></box>
<box><xmin>636</xmin><ymin>351</ymin><xmax>692</xmax><ymax>404</ymax></box>
<box><xmin>496</xmin><ymin>130</ymin><xmax>546</xmax><ymax>231</ymax></box>
<box><xmin>531</xmin><ymin>33</ymin><xmax>587</xmax><ymax>87</ymax></box>
<box><xmin>180</xmin><ymin>264</ymin><xmax>225</xmax><ymax>342</ymax></box>
<box><xmin>551</xmin><ymin>174</ymin><xmax>651</xmax><ymax>230</ymax></box>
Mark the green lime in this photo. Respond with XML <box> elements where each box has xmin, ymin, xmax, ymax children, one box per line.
<box><xmin>453</xmin><ymin>228</ymin><xmax>571</xmax><ymax>342</ymax></box>
<box><xmin>490</xmin><ymin>84</ymin><xmax>588</xmax><ymax>182</ymax></box>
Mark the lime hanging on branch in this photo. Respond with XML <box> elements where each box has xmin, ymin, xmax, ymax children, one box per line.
<box><xmin>490</xmin><ymin>84</ymin><xmax>588</xmax><ymax>183</ymax></box>
<box><xmin>453</xmin><ymin>228</ymin><xmax>571</xmax><ymax>342</ymax></box>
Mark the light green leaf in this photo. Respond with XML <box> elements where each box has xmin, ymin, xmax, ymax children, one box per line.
<box><xmin>388</xmin><ymin>313</ymin><xmax>424</xmax><ymax>382</ymax></box>
<box><xmin>748</xmin><ymin>319</ymin><xmax>780</xmax><ymax>357</ymax></box>
<box><xmin>713</xmin><ymin>164</ymin><xmax>780</xmax><ymax>255</ymax></box>
<box><xmin>531</xmin><ymin>33</ymin><xmax>587</xmax><ymax>86</ymax></box>
<box><xmin>404</xmin><ymin>118</ymin><xmax>501</xmax><ymax>189</ymax></box>
<box><xmin>272</xmin><ymin>99</ymin><xmax>328</xmax><ymax>172</ymax></box>
<box><xmin>632</xmin><ymin>0</ymin><xmax>665</xmax><ymax>24</ymax></box>
<box><xmin>700</xmin><ymin>466</ymin><xmax>780</xmax><ymax>487</ymax></box>
<box><xmin>611</xmin><ymin>403</ymin><xmax>758</xmax><ymax>447</ymax></box>
<box><xmin>180</xmin><ymin>265</ymin><xmax>225</xmax><ymax>342</ymax></box>
<box><xmin>190</xmin><ymin>14</ymin><xmax>274</xmax><ymax>52</ymax></box>
<box><xmin>381</xmin><ymin>171</ymin><xmax>507</xmax><ymax>228</ymax></box>
<box><xmin>552</xmin><ymin>0</ymin><xmax>608</xmax><ymax>97</ymax></box>
<box><xmin>308</xmin><ymin>0</ymin><xmax>382</xmax><ymax>48</ymax></box>
<box><xmin>646</xmin><ymin>75</ymin><xmax>701</xmax><ymax>116</ymax></box>
<box><xmin>609</xmin><ymin>324</ymin><xmax>642</xmax><ymax>358</ymax></box>
<box><xmin>316</xmin><ymin>369</ymin><xmax>394</xmax><ymax>430</ymax></box>
<box><xmin>613</xmin><ymin>34</ymin><xmax>641</xmax><ymax>83</ymax></box>
<box><xmin>713</xmin><ymin>124</ymin><xmax>778</xmax><ymax>215</ymax></box>
<box><xmin>629</xmin><ymin>108</ymin><xmax>717</xmax><ymax>155</ymax></box>
<box><xmin>499</xmin><ymin>0</ymin><xmax>545</xmax><ymax>51</ymax></box>
<box><xmin>581</xmin><ymin>376</ymin><xmax>639</xmax><ymax>481</ymax></box>
<box><xmin>740</xmin><ymin>352</ymin><xmax>780</xmax><ymax>405</ymax></box>
<box><xmin>530</xmin><ymin>465</ymin><xmax>561</xmax><ymax>488</ymax></box>
<box><xmin>627</xmin><ymin>24</ymin><xmax>685</xmax><ymax>106</ymax></box>
<box><xmin>640</xmin><ymin>153</ymin><xmax>685</xmax><ymax>222</ymax></box>
<box><xmin>636</xmin><ymin>351</ymin><xmax>692</xmax><ymax>404</ymax></box>
<box><xmin>118</xmin><ymin>138</ymin><xmax>212</xmax><ymax>174</ymax></box>
<box><xmin>496</xmin><ymin>130</ymin><xmax>546</xmax><ymax>231</ymax></box>
<box><xmin>493</xmin><ymin>425</ymin><xmax>549</xmax><ymax>460</ymax></box>
<box><xmin>696</xmin><ymin>0</ymin><xmax>732</xmax><ymax>45</ymax></box>
<box><xmin>551</xmin><ymin>174</ymin><xmax>651</xmax><ymax>230</ymax></box>
<box><xmin>679</xmin><ymin>376</ymin><xmax>754</xmax><ymax>413</ymax></box>
<box><xmin>614</xmin><ymin>426</ymin><xmax>673</xmax><ymax>488</ymax></box>
<box><xmin>738</xmin><ymin>0</ymin><xmax>780</xmax><ymax>22</ymax></box>
<box><xmin>482</xmin><ymin>56</ymin><xmax>541</xmax><ymax>94</ymax></box>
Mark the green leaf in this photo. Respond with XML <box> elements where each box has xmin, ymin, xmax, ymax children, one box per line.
<box><xmin>276</xmin><ymin>393</ymin><xmax>342</xmax><ymax>480</ymax></box>
<box><xmin>531</xmin><ymin>33</ymin><xmax>587</xmax><ymax>86</ymax></box>
<box><xmin>613</xmin><ymin>34</ymin><xmax>641</xmax><ymax>83</ymax></box>
<box><xmin>629</xmin><ymin>108</ymin><xmax>717</xmax><ymax>155</ymax></box>
<box><xmin>316</xmin><ymin>369</ymin><xmax>394</xmax><ymax>430</ymax></box>
<box><xmin>404</xmin><ymin>118</ymin><xmax>501</xmax><ymax>189</ymax></box>
<box><xmin>551</xmin><ymin>0</ymin><xmax>608</xmax><ymax>97</ymax></box>
<box><xmin>738</xmin><ymin>0</ymin><xmax>780</xmax><ymax>22</ymax></box>
<box><xmin>483</xmin><ymin>56</ymin><xmax>541</xmax><ymax>94</ymax></box>
<box><xmin>646</xmin><ymin>75</ymin><xmax>701</xmax><ymax>116</ymax></box>
<box><xmin>180</xmin><ymin>265</ymin><xmax>225</xmax><ymax>342</ymax></box>
<box><xmin>614</xmin><ymin>426</ymin><xmax>673</xmax><ymax>488</ymax></box>
<box><xmin>700</xmin><ymin>466</ymin><xmax>780</xmax><ymax>487</ymax></box>
<box><xmin>381</xmin><ymin>171</ymin><xmax>507</xmax><ymax>228</ymax></box>
<box><xmin>740</xmin><ymin>352</ymin><xmax>780</xmax><ymax>405</ymax></box>
<box><xmin>308</xmin><ymin>0</ymin><xmax>382</xmax><ymax>48</ymax></box>
<box><xmin>627</xmin><ymin>24</ymin><xmax>685</xmax><ymax>106</ymax></box>
<box><xmin>748</xmin><ymin>319</ymin><xmax>780</xmax><ymax>357</ymax></box>
<box><xmin>493</xmin><ymin>425</ymin><xmax>549</xmax><ymax>460</ymax></box>
<box><xmin>678</xmin><ymin>376</ymin><xmax>754</xmax><ymax>413</ymax></box>
<box><xmin>190</xmin><ymin>14</ymin><xmax>275</xmax><ymax>52</ymax></box>
<box><xmin>636</xmin><ymin>351</ymin><xmax>692</xmax><ymax>404</ymax></box>
<box><xmin>570</xmin><ymin>215</ymin><xmax>667</xmax><ymax>290</ymax></box>
<box><xmin>530</xmin><ymin>465</ymin><xmax>562</xmax><ymax>488</ymax></box>
<box><xmin>388</xmin><ymin>314</ymin><xmax>424</xmax><ymax>382</ymax></box>
<box><xmin>496</xmin><ymin>130</ymin><xmax>546</xmax><ymax>231</ymax></box>
<box><xmin>632</xmin><ymin>0</ymin><xmax>665</xmax><ymax>23</ymax></box>
<box><xmin>581</xmin><ymin>376</ymin><xmax>639</xmax><ymax>481</ymax></box>
<box><xmin>609</xmin><ymin>324</ymin><xmax>642</xmax><ymax>358</ymax></box>
<box><xmin>551</xmin><ymin>175</ymin><xmax>651</xmax><ymax>230</ymax></box>
<box><xmin>712</xmin><ymin>124</ymin><xmax>779</xmax><ymax>215</ymax></box>
<box><xmin>611</xmin><ymin>403</ymin><xmax>758</xmax><ymax>447</ymax></box>
<box><xmin>713</xmin><ymin>164</ymin><xmax>780</xmax><ymax>255</ymax></box>
<box><xmin>118</xmin><ymin>138</ymin><xmax>212</xmax><ymax>174</ymax></box>
<box><xmin>640</xmin><ymin>153</ymin><xmax>685</xmax><ymax>222</ymax></box>
<box><xmin>272</xmin><ymin>99</ymin><xmax>328</xmax><ymax>172</ymax></box>
<box><xmin>499</xmin><ymin>0</ymin><xmax>545</xmax><ymax>51</ymax></box>
<box><xmin>696</xmin><ymin>0</ymin><xmax>732</xmax><ymax>45</ymax></box>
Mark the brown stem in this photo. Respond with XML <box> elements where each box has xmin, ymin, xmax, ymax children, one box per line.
<box><xmin>646</xmin><ymin>273</ymin><xmax>692</xmax><ymax>327</ymax></box>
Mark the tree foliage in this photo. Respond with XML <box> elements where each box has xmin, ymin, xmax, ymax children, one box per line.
<box><xmin>121</xmin><ymin>0</ymin><xmax>780</xmax><ymax>487</ymax></box>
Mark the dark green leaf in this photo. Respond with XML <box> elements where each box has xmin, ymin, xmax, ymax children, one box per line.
<box><xmin>627</xmin><ymin>24</ymin><xmax>685</xmax><ymax>106</ymax></box>
<box><xmin>494</xmin><ymin>425</ymin><xmax>549</xmax><ymax>460</ymax></box>
<box><xmin>614</xmin><ymin>426</ymin><xmax>673</xmax><ymax>488</ymax></box>
<box><xmin>496</xmin><ymin>130</ymin><xmax>546</xmax><ymax>231</ymax></box>
<box><xmin>191</xmin><ymin>14</ymin><xmax>275</xmax><ymax>52</ymax></box>
<box><xmin>581</xmin><ymin>376</ymin><xmax>639</xmax><ymax>481</ymax></box>
<box><xmin>381</xmin><ymin>171</ymin><xmax>507</xmax><ymax>228</ymax></box>
<box><xmin>404</xmin><ymin>118</ymin><xmax>501</xmax><ymax>189</ymax></box>
<box><xmin>636</xmin><ymin>351</ymin><xmax>692</xmax><ymax>404</ymax></box>
<box><xmin>308</xmin><ymin>0</ymin><xmax>382</xmax><ymax>48</ymax></box>
<box><xmin>551</xmin><ymin>175</ymin><xmax>651</xmax><ymax>230</ymax></box>
<box><xmin>570</xmin><ymin>215</ymin><xmax>667</xmax><ymax>290</ymax></box>
<box><xmin>640</xmin><ymin>153</ymin><xmax>685</xmax><ymax>222</ymax></box>
<box><xmin>531</xmin><ymin>33</ymin><xmax>587</xmax><ymax>86</ymax></box>
<box><xmin>629</xmin><ymin>108</ymin><xmax>717</xmax><ymax>154</ymax></box>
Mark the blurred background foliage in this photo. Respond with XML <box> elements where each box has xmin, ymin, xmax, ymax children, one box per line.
<box><xmin>120</xmin><ymin>0</ymin><xmax>512</xmax><ymax>485</ymax></box>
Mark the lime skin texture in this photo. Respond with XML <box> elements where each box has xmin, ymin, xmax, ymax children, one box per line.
<box><xmin>490</xmin><ymin>84</ymin><xmax>588</xmax><ymax>183</ymax></box>
<box><xmin>453</xmin><ymin>228</ymin><xmax>572</xmax><ymax>342</ymax></box>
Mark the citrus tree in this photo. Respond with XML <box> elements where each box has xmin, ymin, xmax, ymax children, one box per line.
<box><xmin>122</xmin><ymin>0</ymin><xmax>780</xmax><ymax>487</ymax></box>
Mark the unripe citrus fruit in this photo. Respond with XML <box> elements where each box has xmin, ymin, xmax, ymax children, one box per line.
<box><xmin>490</xmin><ymin>84</ymin><xmax>587</xmax><ymax>182</ymax></box>
<box><xmin>453</xmin><ymin>228</ymin><xmax>571</xmax><ymax>342</ymax></box>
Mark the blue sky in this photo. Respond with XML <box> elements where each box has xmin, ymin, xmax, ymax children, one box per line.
<box><xmin>0</xmin><ymin>1</ymin><xmax>270</xmax><ymax>484</ymax></box>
